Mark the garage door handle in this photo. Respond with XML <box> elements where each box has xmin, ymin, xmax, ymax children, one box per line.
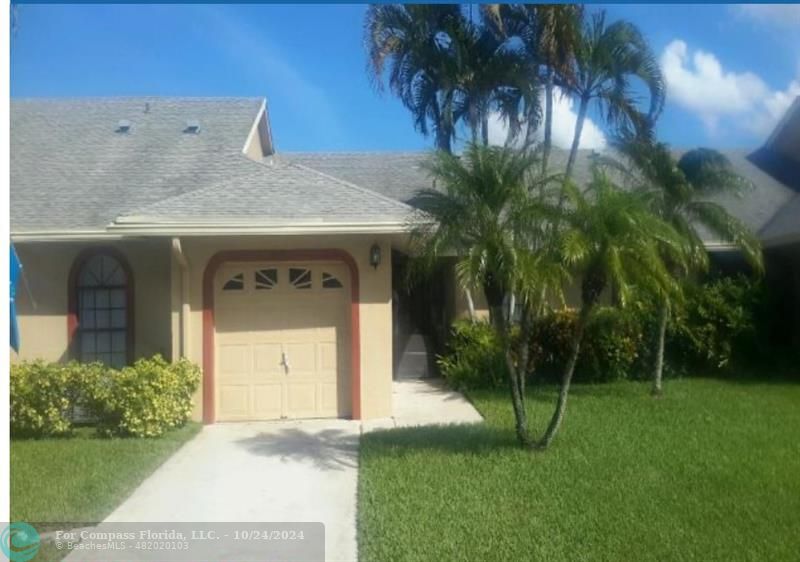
<box><xmin>280</xmin><ymin>352</ymin><xmax>291</xmax><ymax>374</ymax></box>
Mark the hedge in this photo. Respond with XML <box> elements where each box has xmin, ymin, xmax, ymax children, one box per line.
<box><xmin>438</xmin><ymin>276</ymin><xmax>766</xmax><ymax>389</ymax></box>
<box><xmin>10</xmin><ymin>355</ymin><xmax>201</xmax><ymax>438</ymax></box>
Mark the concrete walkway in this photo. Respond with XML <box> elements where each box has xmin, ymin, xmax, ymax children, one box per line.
<box><xmin>92</xmin><ymin>378</ymin><xmax>481</xmax><ymax>562</ymax></box>
<box><xmin>362</xmin><ymin>378</ymin><xmax>484</xmax><ymax>433</ymax></box>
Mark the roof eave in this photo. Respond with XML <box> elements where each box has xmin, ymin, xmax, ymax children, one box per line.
<box><xmin>11</xmin><ymin>230</ymin><xmax>127</xmax><ymax>242</ymax></box>
<box><xmin>105</xmin><ymin>217</ymin><xmax>420</xmax><ymax>236</ymax></box>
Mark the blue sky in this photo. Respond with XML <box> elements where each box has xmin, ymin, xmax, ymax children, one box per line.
<box><xmin>10</xmin><ymin>4</ymin><xmax>800</xmax><ymax>152</ymax></box>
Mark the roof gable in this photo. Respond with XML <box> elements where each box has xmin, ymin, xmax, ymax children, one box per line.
<box><xmin>11</xmin><ymin>97</ymin><xmax>264</xmax><ymax>232</ymax></box>
<box><xmin>109</xmin><ymin>156</ymin><xmax>414</xmax><ymax>234</ymax></box>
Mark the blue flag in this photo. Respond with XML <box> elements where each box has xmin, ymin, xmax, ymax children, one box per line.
<box><xmin>10</xmin><ymin>245</ymin><xmax>21</xmax><ymax>352</ymax></box>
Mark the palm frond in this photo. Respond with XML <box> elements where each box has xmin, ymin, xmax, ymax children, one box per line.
<box><xmin>678</xmin><ymin>148</ymin><xmax>753</xmax><ymax>195</ymax></box>
<box><xmin>687</xmin><ymin>200</ymin><xmax>764</xmax><ymax>273</ymax></box>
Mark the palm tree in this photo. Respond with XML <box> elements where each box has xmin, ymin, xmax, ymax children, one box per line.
<box><xmin>537</xmin><ymin>168</ymin><xmax>687</xmax><ymax>448</ymax></box>
<box><xmin>486</xmin><ymin>4</ymin><xmax>583</xmax><ymax>171</ymax></box>
<box><xmin>366</xmin><ymin>5</ymin><xmax>541</xmax><ymax>152</ymax></box>
<box><xmin>364</xmin><ymin>4</ymin><xmax>462</xmax><ymax>152</ymax></box>
<box><xmin>613</xmin><ymin>138</ymin><xmax>764</xmax><ymax>395</ymax></box>
<box><xmin>560</xmin><ymin>10</ymin><xmax>665</xmax><ymax>181</ymax></box>
<box><xmin>411</xmin><ymin>144</ymin><xmax>566</xmax><ymax>446</ymax></box>
<box><xmin>448</xmin><ymin>18</ymin><xmax>540</xmax><ymax>147</ymax></box>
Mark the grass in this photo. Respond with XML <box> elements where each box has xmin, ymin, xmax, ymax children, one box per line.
<box><xmin>11</xmin><ymin>423</ymin><xmax>201</xmax><ymax>525</ymax></box>
<box><xmin>358</xmin><ymin>378</ymin><xmax>800</xmax><ymax>561</ymax></box>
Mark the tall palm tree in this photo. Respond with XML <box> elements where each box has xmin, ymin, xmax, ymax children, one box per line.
<box><xmin>366</xmin><ymin>5</ymin><xmax>541</xmax><ymax>152</ymax></box>
<box><xmin>537</xmin><ymin>169</ymin><xmax>687</xmax><ymax>448</ymax></box>
<box><xmin>412</xmin><ymin>144</ymin><xmax>566</xmax><ymax>446</ymax></box>
<box><xmin>364</xmin><ymin>4</ymin><xmax>462</xmax><ymax>152</ymax></box>
<box><xmin>613</xmin><ymin>138</ymin><xmax>764</xmax><ymax>395</ymax></box>
<box><xmin>448</xmin><ymin>18</ymin><xmax>540</xmax><ymax>147</ymax></box>
<box><xmin>486</xmin><ymin>4</ymin><xmax>583</xmax><ymax>171</ymax></box>
<box><xmin>560</xmin><ymin>10</ymin><xmax>665</xmax><ymax>181</ymax></box>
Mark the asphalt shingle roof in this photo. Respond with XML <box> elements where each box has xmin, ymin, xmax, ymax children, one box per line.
<box><xmin>284</xmin><ymin>152</ymin><xmax>432</xmax><ymax>206</ymax></box>
<box><xmin>10</xmin><ymin>98</ymin><xmax>413</xmax><ymax>233</ymax></box>
<box><xmin>11</xmin><ymin>97</ymin><xmax>266</xmax><ymax>232</ymax></box>
<box><xmin>10</xmin><ymin>97</ymin><xmax>798</xmax><ymax>243</ymax></box>
<box><xmin>760</xmin><ymin>194</ymin><xmax>800</xmax><ymax>245</ymax></box>
<box><xmin>116</xmin><ymin>156</ymin><xmax>415</xmax><ymax>225</ymax></box>
<box><xmin>287</xmin><ymin>148</ymin><xmax>798</xmax><ymax>243</ymax></box>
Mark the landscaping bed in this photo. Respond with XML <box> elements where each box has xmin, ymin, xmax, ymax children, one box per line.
<box><xmin>358</xmin><ymin>379</ymin><xmax>800</xmax><ymax>561</ymax></box>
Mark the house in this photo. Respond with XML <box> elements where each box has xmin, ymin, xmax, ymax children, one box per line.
<box><xmin>10</xmin><ymin>97</ymin><xmax>800</xmax><ymax>423</ymax></box>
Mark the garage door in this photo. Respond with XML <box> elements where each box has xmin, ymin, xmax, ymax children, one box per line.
<box><xmin>214</xmin><ymin>262</ymin><xmax>351</xmax><ymax>421</ymax></box>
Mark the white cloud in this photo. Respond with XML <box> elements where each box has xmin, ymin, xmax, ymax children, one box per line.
<box><xmin>488</xmin><ymin>88</ymin><xmax>606</xmax><ymax>150</ymax></box>
<box><xmin>661</xmin><ymin>39</ymin><xmax>799</xmax><ymax>137</ymax></box>
<box><xmin>753</xmin><ymin>79</ymin><xmax>800</xmax><ymax>134</ymax></box>
<box><xmin>733</xmin><ymin>5</ymin><xmax>800</xmax><ymax>29</ymax></box>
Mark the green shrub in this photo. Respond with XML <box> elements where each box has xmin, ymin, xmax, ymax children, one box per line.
<box><xmin>528</xmin><ymin>309</ymin><xmax>576</xmax><ymax>379</ymax></box>
<box><xmin>669</xmin><ymin>276</ymin><xmax>764</xmax><ymax>372</ymax></box>
<box><xmin>11</xmin><ymin>355</ymin><xmax>201</xmax><ymax>438</ymax></box>
<box><xmin>84</xmin><ymin>355</ymin><xmax>201</xmax><ymax>438</ymax></box>
<box><xmin>437</xmin><ymin>320</ymin><xmax>507</xmax><ymax>390</ymax></box>
<box><xmin>530</xmin><ymin>307</ymin><xmax>644</xmax><ymax>383</ymax></box>
<box><xmin>580</xmin><ymin>307</ymin><xmax>645</xmax><ymax>381</ymax></box>
<box><xmin>437</xmin><ymin>275</ymin><xmax>766</xmax><ymax>389</ymax></box>
<box><xmin>10</xmin><ymin>361</ymin><xmax>79</xmax><ymax>437</ymax></box>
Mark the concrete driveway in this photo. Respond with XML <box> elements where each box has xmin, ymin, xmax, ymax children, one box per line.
<box><xmin>99</xmin><ymin>379</ymin><xmax>481</xmax><ymax>562</ymax></box>
<box><xmin>105</xmin><ymin>419</ymin><xmax>360</xmax><ymax>561</ymax></box>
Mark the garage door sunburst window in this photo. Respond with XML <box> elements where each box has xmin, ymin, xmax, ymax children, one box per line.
<box><xmin>255</xmin><ymin>268</ymin><xmax>278</xmax><ymax>290</ymax></box>
<box><xmin>289</xmin><ymin>268</ymin><xmax>312</xmax><ymax>290</ymax></box>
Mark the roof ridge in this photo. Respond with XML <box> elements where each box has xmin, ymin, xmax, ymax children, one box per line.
<box><xmin>115</xmin><ymin>153</ymin><xmax>416</xmax><ymax>222</ymax></box>
<box><xmin>285</xmin><ymin>160</ymin><xmax>417</xmax><ymax>212</ymax></box>
<box><xmin>113</xmin><ymin>154</ymin><xmax>260</xmax><ymax>219</ymax></box>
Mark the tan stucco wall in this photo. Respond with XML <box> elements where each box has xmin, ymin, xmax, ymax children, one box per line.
<box><xmin>176</xmin><ymin>235</ymin><xmax>394</xmax><ymax>421</ymax></box>
<box><xmin>14</xmin><ymin>235</ymin><xmax>394</xmax><ymax>421</ymax></box>
<box><xmin>12</xmin><ymin>239</ymin><xmax>173</xmax><ymax>363</ymax></box>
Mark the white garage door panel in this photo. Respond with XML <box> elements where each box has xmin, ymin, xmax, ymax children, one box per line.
<box><xmin>218</xmin><ymin>343</ymin><xmax>249</xmax><ymax>376</ymax></box>
<box><xmin>215</xmin><ymin>263</ymin><xmax>350</xmax><ymax>421</ymax></box>
<box><xmin>320</xmin><ymin>382</ymin><xmax>338</xmax><ymax>412</ymax></box>
<box><xmin>219</xmin><ymin>385</ymin><xmax>249</xmax><ymax>418</ymax></box>
<box><xmin>253</xmin><ymin>384</ymin><xmax>283</xmax><ymax>419</ymax></box>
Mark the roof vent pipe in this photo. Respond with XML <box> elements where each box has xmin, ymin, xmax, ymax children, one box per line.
<box><xmin>183</xmin><ymin>120</ymin><xmax>201</xmax><ymax>134</ymax></box>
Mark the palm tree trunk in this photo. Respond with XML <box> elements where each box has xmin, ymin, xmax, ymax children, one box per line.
<box><xmin>652</xmin><ymin>299</ymin><xmax>669</xmax><ymax>396</ymax></box>
<box><xmin>537</xmin><ymin>302</ymin><xmax>593</xmax><ymax>449</ymax></box>
<box><xmin>433</xmin><ymin>102</ymin><xmax>452</xmax><ymax>154</ymax></box>
<box><xmin>465</xmin><ymin>288</ymin><xmax>476</xmax><ymax>321</ymax></box>
<box><xmin>503</xmin><ymin>346</ymin><xmax>531</xmax><ymax>446</ymax></box>
<box><xmin>482</xmin><ymin>114</ymin><xmax>490</xmax><ymax>146</ymax></box>
<box><xmin>485</xmin><ymin>281</ymin><xmax>532</xmax><ymax>447</ymax></box>
<box><xmin>436</xmin><ymin>128</ymin><xmax>452</xmax><ymax>153</ymax></box>
<box><xmin>550</xmin><ymin>93</ymin><xmax>590</xmax><ymax>238</ymax></box>
<box><xmin>542</xmin><ymin>67</ymin><xmax>555</xmax><ymax>175</ymax></box>
<box><xmin>565</xmin><ymin>93</ymin><xmax>590</xmax><ymax>181</ymax></box>
<box><xmin>516</xmin><ymin>303</ymin><xmax>534</xmax><ymax>402</ymax></box>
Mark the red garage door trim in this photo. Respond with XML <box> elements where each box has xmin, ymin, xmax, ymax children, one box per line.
<box><xmin>202</xmin><ymin>249</ymin><xmax>361</xmax><ymax>424</ymax></box>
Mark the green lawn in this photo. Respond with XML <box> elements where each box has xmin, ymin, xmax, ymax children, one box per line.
<box><xmin>359</xmin><ymin>379</ymin><xmax>800</xmax><ymax>561</ymax></box>
<box><xmin>11</xmin><ymin>423</ymin><xmax>201</xmax><ymax>525</ymax></box>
